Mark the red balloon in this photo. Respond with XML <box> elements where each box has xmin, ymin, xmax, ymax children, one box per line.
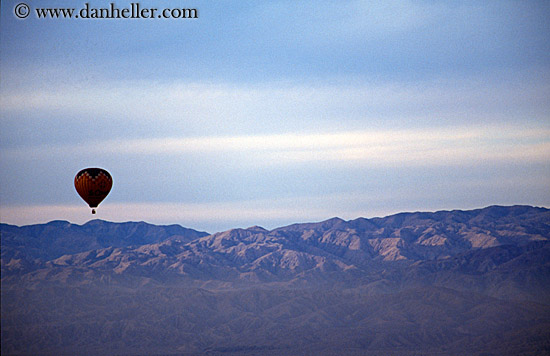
<box><xmin>74</xmin><ymin>168</ymin><xmax>113</xmax><ymax>214</ymax></box>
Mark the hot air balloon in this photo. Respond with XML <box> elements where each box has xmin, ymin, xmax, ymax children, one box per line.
<box><xmin>74</xmin><ymin>168</ymin><xmax>113</xmax><ymax>214</ymax></box>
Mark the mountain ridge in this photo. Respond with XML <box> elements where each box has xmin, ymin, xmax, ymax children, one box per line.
<box><xmin>2</xmin><ymin>205</ymin><xmax>550</xmax><ymax>356</ymax></box>
<box><xmin>2</xmin><ymin>205</ymin><xmax>548</xmax><ymax>281</ymax></box>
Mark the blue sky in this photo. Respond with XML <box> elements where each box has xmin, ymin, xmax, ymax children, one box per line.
<box><xmin>1</xmin><ymin>0</ymin><xmax>549</xmax><ymax>233</ymax></box>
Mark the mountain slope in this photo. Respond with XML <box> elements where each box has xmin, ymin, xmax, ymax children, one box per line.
<box><xmin>1</xmin><ymin>205</ymin><xmax>549</xmax><ymax>356</ymax></box>
<box><xmin>1</xmin><ymin>219</ymin><xmax>209</xmax><ymax>276</ymax></box>
<box><xmin>2</xmin><ymin>205</ymin><xmax>549</xmax><ymax>287</ymax></box>
<box><xmin>2</xmin><ymin>283</ymin><xmax>549</xmax><ymax>356</ymax></box>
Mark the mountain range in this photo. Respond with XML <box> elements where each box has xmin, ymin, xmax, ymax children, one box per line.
<box><xmin>2</xmin><ymin>205</ymin><xmax>550</xmax><ymax>355</ymax></box>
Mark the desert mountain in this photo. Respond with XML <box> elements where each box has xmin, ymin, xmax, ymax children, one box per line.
<box><xmin>1</xmin><ymin>219</ymin><xmax>208</xmax><ymax>276</ymax></box>
<box><xmin>3</xmin><ymin>205</ymin><xmax>548</xmax><ymax>283</ymax></box>
<box><xmin>2</xmin><ymin>205</ymin><xmax>549</xmax><ymax>355</ymax></box>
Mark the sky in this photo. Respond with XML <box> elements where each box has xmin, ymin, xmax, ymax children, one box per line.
<box><xmin>1</xmin><ymin>0</ymin><xmax>549</xmax><ymax>233</ymax></box>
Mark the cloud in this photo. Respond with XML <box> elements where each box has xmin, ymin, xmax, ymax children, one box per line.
<box><xmin>2</xmin><ymin>70</ymin><xmax>549</xmax><ymax>172</ymax></box>
<box><xmin>96</xmin><ymin>125</ymin><xmax>550</xmax><ymax>167</ymax></box>
<box><xmin>2</xmin><ymin>68</ymin><xmax>549</xmax><ymax>138</ymax></box>
<box><xmin>3</xmin><ymin>125</ymin><xmax>549</xmax><ymax>169</ymax></box>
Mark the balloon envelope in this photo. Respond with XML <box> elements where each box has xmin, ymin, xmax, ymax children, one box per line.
<box><xmin>74</xmin><ymin>168</ymin><xmax>113</xmax><ymax>213</ymax></box>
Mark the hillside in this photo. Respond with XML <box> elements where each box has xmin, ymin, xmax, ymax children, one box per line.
<box><xmin>2</xmin><ymin>205</ymin><xmax>550</xmax><ymax>355</ymax></box>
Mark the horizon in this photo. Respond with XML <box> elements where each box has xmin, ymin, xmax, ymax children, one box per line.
<box><xmin>1</xmin><ymin>1</ymin><xmax>549</xmax><ymax>233</ymax></box>
<box><xmin>3</xmin><ymin>204</ymin><xmax>548</xmax><ymax>234</ymax></box>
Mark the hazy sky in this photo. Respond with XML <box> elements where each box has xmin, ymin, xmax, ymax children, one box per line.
<box><xmin>1</xmin><ymin>0</ymin><xmax>549</xmax><ymax>233</ymax></box>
